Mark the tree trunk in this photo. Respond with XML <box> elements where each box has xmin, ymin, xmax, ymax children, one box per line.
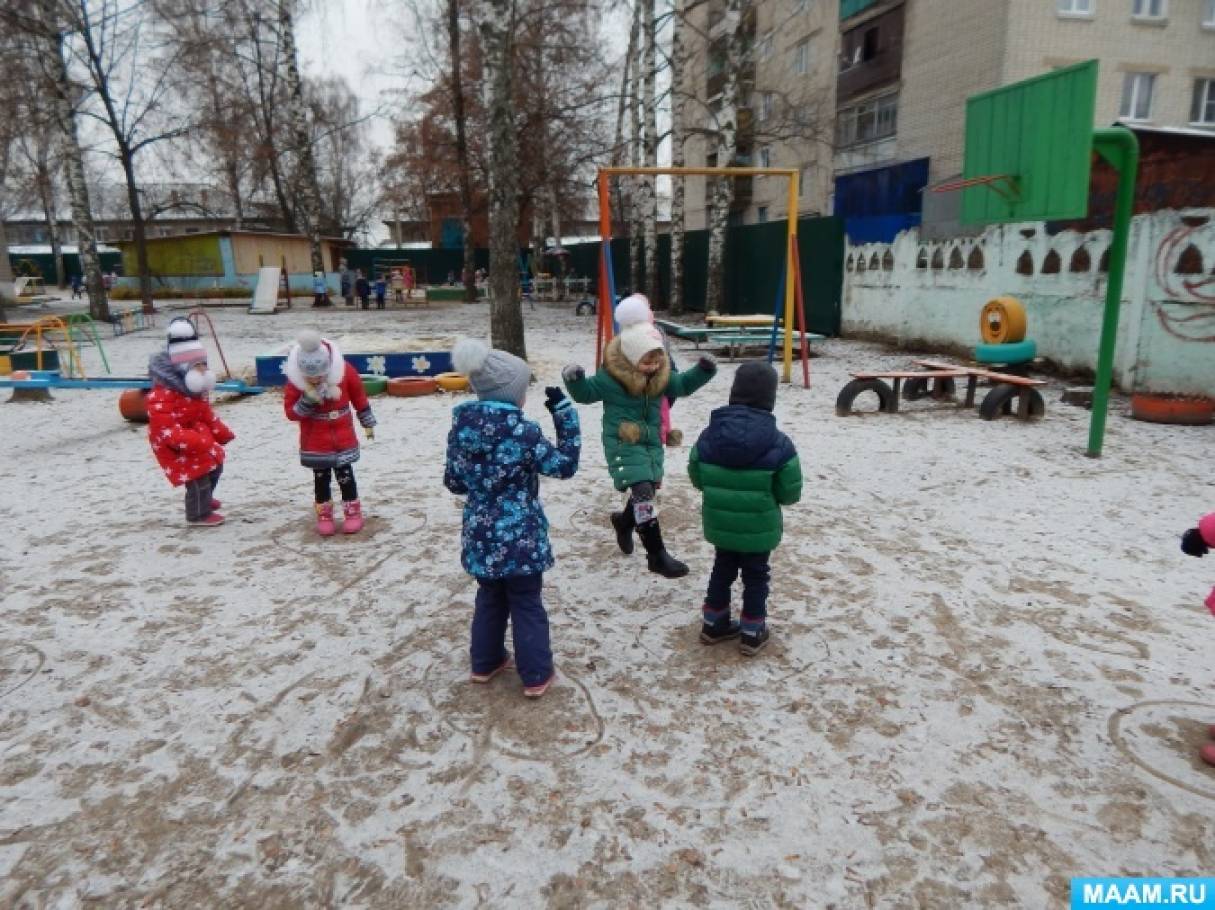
<box><xmin>641</xmin><ymin>0</ymin><xmax>658</xmax><ymax>304</ymax></box>
<box><xmin>35</xmin><ymin>164</ymin><xmax>65</xmax><ymax>289</ymax></box>
<box><xmin>0</xmin><ymin>217</ymin><xmax>14</xmax><ymax>322</ymax></box>
<box><xmin>120</xmin><ymin>153</ymin><xmax>155</xmax><ymax>314</ymax></box>
<box><xmin>705</xmin><ymin>0</ymin><xmax>744</xmax><ymax>315</ymax></box>
<box><xmin>39</xmin><ymin>14</ymin><xmax>108</xmax><ymax>322</ymax></box>
<box><xmin>609</xmin><ymin>12</ymin><xmax>637</xmax><ymax>235</ymax></box>
<box><xmin>447</xmin><ymin>0</ymin><xmax>477</xmax><ymax>303</ymax></box>
<box><xmin>628</xmin><ymin>6</ymin><xmax>643</xmax><ymax>295</ymax></box>
<box><xmin>668</xmin><ymin>0</ymin><xmax>687</xmax><ymax>315</ymax></box>
<box><xmin>279</xmin><ymin>1</ymin><xmax>328</xmax><ymax>288</ymax></box>
<box><xmin>479</xmin><ymin>0</ymin><xmax>525</xmax><ymax>357</ymax></box>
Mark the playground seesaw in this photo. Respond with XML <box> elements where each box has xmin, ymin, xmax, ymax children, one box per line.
<box><xmin>0</xmin><ymin>369</ymin><xmax>264</xmax><ymax>395</ymax></box>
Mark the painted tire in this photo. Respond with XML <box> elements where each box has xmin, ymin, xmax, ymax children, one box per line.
<box><xmin>980</xmin><ymin>296</ymin><xmax>1027</xmax><ymax>344</ymax></box>
<box><xmin>974</xmin><ymin>339</ymin><xmax>1036</xmax><ymax>365</ymax></box>
<box><xmin>835</xmin><ymin>378</ymin><xmax>896</xmax><ymax>416</ymax></box>
<box><xmin>1130</xmin><ymin>394</ymin><xmax>1214</xmax><ymax>426</ymax></box>
<box><xmin>387</xmin><ymin>377</ymin><xmax>438</xmax><ymax>397</ymax></box>
<box><xmin>360</xmin><ymin>375</ymin><xmax>388</xmax><ymax>396</ymax></box>
<box><xmin>435</xmin><ymin>372</ymin><xmax>471</xmax><ymax>393</ymax></box>
<box><xmin>118</xmin><ymin>388</ymin><xmax>149</xmax><ymax>423</ymax></box>
<box><xmin>979</xmin><ymin>384</ymin><xmax>1045</xmax><ymax>421</ymax></box>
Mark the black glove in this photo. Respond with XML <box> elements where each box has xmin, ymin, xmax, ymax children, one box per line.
<box><xmin>697</xmin><ymin>355</ymin><xmax>717</xmax><ymax>375</ymax></box>
<box><xmin>562</xmin><ymin>364</ymin><xmax>585</xmax><ymax>384</ymax></box>
<box><xmin>544</xmin><ymin>386</ymin><xmax>569</xmax><ymax>414</ymax></box>
<box><xmin>1181</xmin><ymin>528</ymin><xmax>1209</xmax><ymax>558</ymax></box>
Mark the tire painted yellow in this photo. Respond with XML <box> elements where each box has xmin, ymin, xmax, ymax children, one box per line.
<box><xmin>980</xmin><ymin>296</ymin><xmax>1027</xmax><ymax>344</ymax></box>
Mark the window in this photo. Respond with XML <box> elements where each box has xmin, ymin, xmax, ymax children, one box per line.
<box><xmin>759</xmin><ymin>145</ymin><xmax>772</xmax><ymax>167</ymax></box>
<box><xmin>792</xmin><ymin>39</ymin><xmax>810</xmax><ymax>75</ymax></box>
<box><xmin>1057</xmin><ymin>0</ymin><xmax>1093</xmax><ymax>15</ymax></box>
<box><xmin>1131</xmin><ymin>0</ymin><xmax>1166</xmax><ymax>18</ymax></box>
<box><xmin>1205</xmin><ymin>0</ymin><xmax>1215</xmax><ymax>26</ymax></box>
<box><xmin>1193</xmin><ymin>78</ymin><xmax>1215</xmax><ymax>125</ymax></box>
<box><xmin>836</xmin><ymin>93</ymin><xmax>898</xmax><ymax>147</ymax></box>
<box><xmin>757</xmin><ymin>206</ymin><xmax>769</xmax><ymax>223</ymax></box>
<box><xmin>840</xmin><ymin>25</ymin><xmax>879</xmax><ymax>70</ymax></box>
<box><xmin>755</xmin><ymin>91</ymin><xmax>774</xmax><ymax>120</ymax></box>
<box><xmin>1120</xmin><ymin>72</ymin><xmax>1156</xmax><ymax>120</ymax></box>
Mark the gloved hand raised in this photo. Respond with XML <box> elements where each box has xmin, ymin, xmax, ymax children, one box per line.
<box><xmin>545</xmin><ymin>386</ymin><xmax>570</xmax><ymax>414</ymax></box>
<box><xmin>562</xmin><ymin>364</ymin><xmax>585</xmax><ymax>384</ymax></box>
<box><xmin>696</xmin><ymin>354</ymin><xmax>717</xmax><ymax>375</ymax></box>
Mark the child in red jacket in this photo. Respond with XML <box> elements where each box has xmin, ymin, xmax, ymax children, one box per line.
<box><xmin>283</xmin><ymin>330</ymin><xmax>377</xmax><ymax>535</ymax></box>
<box><xmin>147</xmin><ymin>318</ymin><xmax>235</xmax><ymax>527</ymax></box>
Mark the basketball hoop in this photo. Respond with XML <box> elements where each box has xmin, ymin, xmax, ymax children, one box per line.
<box><xmin>932</xmin><ymin>174</ymin><xmax>1020</xmax><ymax>203</ymax></box>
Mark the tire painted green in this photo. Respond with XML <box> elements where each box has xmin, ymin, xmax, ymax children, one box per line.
<box><xmin>360</xmin><ymin>374</ymin><xmax>388</xmax><ymax>395</ymax></box>
<box><xmin>973</xmin><ymin>339</ymin><xmax>1036</xmax><ymax>365</ymax></box>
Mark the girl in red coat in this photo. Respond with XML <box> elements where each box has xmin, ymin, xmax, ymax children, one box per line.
<box><xmin>283</xmin><ymin>330</ymin><xmax>377</xmax><ymax>535</ymax></box>
<box><xmin>147</xmin><ymin>318</ymin><xmax>235</xmax><ymax>527</ymax></box>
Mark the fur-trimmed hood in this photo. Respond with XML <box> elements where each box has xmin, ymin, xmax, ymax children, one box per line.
<box><xmin>603</xmin><ymin>336</ymin><xmax>670</xmax><ymax>398</ymax></box>
<box><xmin>285</xmin><ymin>337</ymin><xmax>346</xmax><ymax>398</ymax></box>
<box><xmin>148</xmin><ymin>350</ymin><xmax>192</xmax><ymax>396</ymax></box>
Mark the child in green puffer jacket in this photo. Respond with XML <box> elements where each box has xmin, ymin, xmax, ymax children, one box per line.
<box><xmin>563</xmin><ymin>322</ymin><xmax>716</xmax><ymax>579</ymax></box>
<box><xmin>688</xmin><ymin>361</ymin><xmax>802</xmax><ymax>655</ymax></box>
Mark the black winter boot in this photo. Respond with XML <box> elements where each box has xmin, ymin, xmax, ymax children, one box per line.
<box><xmin>636</xmin><ymin>520</ymin><xmax>688</xmax><ymax>579</ymax></box>
<box><xmin>610</xmin><ymin>509</ymin><xmax>635</xmax><ymax>555</ymax></box>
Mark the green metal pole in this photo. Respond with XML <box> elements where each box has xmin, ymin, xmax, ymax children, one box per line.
<box><xmin>1086</xmin><ymin>127</ymin><xmax>1139</xmax><ymax>458</ymax></box>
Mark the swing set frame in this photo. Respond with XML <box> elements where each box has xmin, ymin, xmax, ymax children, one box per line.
<box><xmin>595</xmin><ymin>166</ymin><xmax>811</xmax><ymax>387</ymax></box>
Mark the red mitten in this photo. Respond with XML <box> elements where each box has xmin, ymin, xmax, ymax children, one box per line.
<box><xmin>1205</xmin><ymin>586</ymin><xmax>1215</xmax><ymax>617</ymax></box>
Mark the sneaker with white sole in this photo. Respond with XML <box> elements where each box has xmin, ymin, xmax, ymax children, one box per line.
<box><xmin>470</xmin><ymin>656</ymin><xmax>513</xmax><ymax>684</ymax></box>
<box><xmin>523</xmin><ymin>673</ymin><xmax>555</xmax><ymax>698</ymax></box>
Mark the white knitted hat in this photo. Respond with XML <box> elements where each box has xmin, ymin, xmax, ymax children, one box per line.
<box><xmin>615</xmin><ymin>294</ymin><xmax>652</xmax><ymax>328</ymax></box>
<box><xmin>619</xmin><ymin>324</ymin><xmax>664</xmax><ymax>366</ymax></box>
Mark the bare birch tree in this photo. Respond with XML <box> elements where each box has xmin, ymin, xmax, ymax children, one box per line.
<box><xmin>705</xmin><ymin>0</ymin><xmax>744</xmax><ymax>314</ymax></box>
<box><xmin>477</xmin><ymin>0</ymin><xmax>526</xmax><ymax>357</ymax></box>
<box><xmin>640</xmin><ymin>0</ymin><xmax>659</xmax><ymax>304</ymax></box>
<box><xmin>3</xmin><ymin>1</ymin><xmax>111</xmax><ymax>321</ymax></box>
<box><xmin>667</xmin><ymin>0</ymin><xmax>688</xmax><ymax>314</ymax></box>
<box><xmin>278</xmin><ymin>0</ymin><xmax>329</xmax><ymax>297</ymax></box>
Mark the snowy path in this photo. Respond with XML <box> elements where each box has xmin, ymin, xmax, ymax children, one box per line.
<box><xmin>1</xmin><ymin>301</ymin><xmax>1211</xmax><ymax>907</ymax></box>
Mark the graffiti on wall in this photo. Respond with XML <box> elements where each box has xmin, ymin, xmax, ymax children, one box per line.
<box><xmin>1153</xmin><ymin>218</ymin><xmax>1215</xmax><ymax>343</ymax></box>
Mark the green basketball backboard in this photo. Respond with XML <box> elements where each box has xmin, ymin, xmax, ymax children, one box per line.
<box><xmin>960</xmin><ymin>60</ymin><xmax>1098</xmax><ymax>224</ymax></box>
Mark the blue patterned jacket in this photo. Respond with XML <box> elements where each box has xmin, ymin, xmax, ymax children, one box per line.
<box><xmin>444</xmin><ymin>399</ymin><xmax>581</xmax><ymax>580</ymax></box>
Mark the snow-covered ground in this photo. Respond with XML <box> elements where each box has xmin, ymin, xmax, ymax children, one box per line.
<box><xmin>1</xmin><ymin>299</ymin><xmax>1212</xmax><ymax>907</ymax></box>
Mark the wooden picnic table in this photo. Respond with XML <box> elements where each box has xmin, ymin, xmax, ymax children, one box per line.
<box><xmin>837</xmin><ymin>359</ymin><xmax>1047</xmax><ymax>421</ymax></box>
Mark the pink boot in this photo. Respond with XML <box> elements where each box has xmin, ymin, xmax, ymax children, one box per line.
<box><xmin>315</xmin><ymin>502</ymin><xmax>336</xmax><ymax>536</ymax></box>
<box><xmin>342</xmin><ymin>499</ymin><xmax>364</xmax><ymax>534</ymax></box>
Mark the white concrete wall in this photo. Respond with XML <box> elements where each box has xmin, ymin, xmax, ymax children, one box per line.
<box><xmin>842</xmin><ymin>208</ymin><xmax>1215</xmax><ymax>395</ymax></box>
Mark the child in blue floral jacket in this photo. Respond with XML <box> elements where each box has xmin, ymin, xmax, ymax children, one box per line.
<box><xmin>443</xmin><ymin>339</ymin><xmax>580</xmax><ymax>697</ymax></box>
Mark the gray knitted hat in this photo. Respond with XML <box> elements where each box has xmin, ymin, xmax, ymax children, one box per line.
<box><xmin>452</xmin><ymin>338</ymin><xmax>530</xmax><ymax>406</ymax></box>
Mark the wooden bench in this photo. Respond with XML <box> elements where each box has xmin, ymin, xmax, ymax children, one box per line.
<box><xmin>837</xmin><ymin>360</ymin><xmax>1047</xmax><ymax>421</ymax></box>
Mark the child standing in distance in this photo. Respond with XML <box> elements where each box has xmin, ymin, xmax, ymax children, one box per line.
<box><xmin>283</xmin><ymin>330</ymin><xmax>377</xmax><ymax>536</ymax></box>
<box><xmin>311</xmin><ymin>271</ymin><xmax>330</xmax><ymax>308</ymax></box>
<box><xmin>563</xmin><ymin>322</ymin><xmax>716</xmax><ymax>578</ymax></box>
<box><xmin>1180</xmin><ymin>513</ymin><xmax>1215</xmax><ymax>766</ymax></box>
<box><xmin>444</xmin><ymin>339</ymin><xmax>580</xmax><ymax>698</ymax></box>
<box><xmin>147</xmin><ymin>318</ymin><xmax>235</xmax><ymax>527</ymax></box>
<box><xmin>373</xmin><ymin>274</ymin><xmax>387</xmax><ymax>309</ymax></box>
<box><xmin>355</xmin><ymin>270</ymin><xmax>370</xmax><ymax>309</ymax></box>
<box><xmin>689</xmin><ymin>361</ymin><xmax>802</xmax><ymax>655</ymax></box>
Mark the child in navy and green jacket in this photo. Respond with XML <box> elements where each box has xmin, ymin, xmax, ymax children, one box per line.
<box><xmin>444</xmin><ymin>339</ymin><xmax>580</xmax><ymax>698</ymax></box>
<box><xmin>688</xmin><ymin>361</ymin><xmax>802</xmax><ymax>655</ymax></box>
